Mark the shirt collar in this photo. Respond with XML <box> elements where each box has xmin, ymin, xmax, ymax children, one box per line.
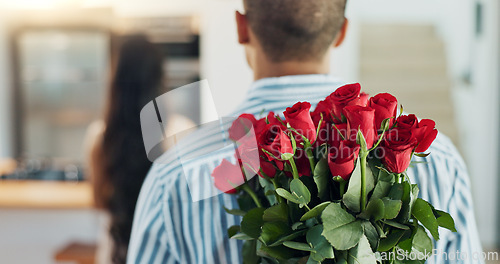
<box><xmin>246</xmin><ymin>74</ymin><xmax>345</xmax><ymax>100</ymax></box>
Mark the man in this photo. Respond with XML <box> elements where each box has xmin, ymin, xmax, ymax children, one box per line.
<box><xmin>128</xmin><ymin>0</ymin><xmax>483</xmax><ymax>263</ymax></box>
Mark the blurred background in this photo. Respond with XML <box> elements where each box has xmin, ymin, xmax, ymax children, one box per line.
<box><xmin>0</xmin><ymin>0</ymin><xmax>498</xmax><ymax>263</ymax></box>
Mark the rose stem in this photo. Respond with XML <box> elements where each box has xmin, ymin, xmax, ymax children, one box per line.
<box><xmin>288</xmin><ymin>158</ymin><xmax>300</xmax><ymax>180</ymax></box>
<box><xmin>270</xmin><ymin>178</ymin><xmax>284</xmax><ymax>203</ymax></box>
<box><xmin>242</xmin><ymin>184</ymin><xmax>262</xmax><ymax>208</ymax></box>
<box><xmin>305</xmin><ymin>146</ymin><xmax>316</xmax><ymax>174</ymax></box>
<box><xmin>339</xmin><ymin>181</ymin><xmax>346</xmax><ymax>197</ymax></box>
<box><xmin>360</xmin><ymin>151</ymin><xmax>368</xmax><ymax>211</ymax></box>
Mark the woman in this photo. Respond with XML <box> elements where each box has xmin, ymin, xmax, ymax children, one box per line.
<box><xmin>88</xmin><ymin>34</ymin><xmax>192</xmax><ymax>264</ymax></box>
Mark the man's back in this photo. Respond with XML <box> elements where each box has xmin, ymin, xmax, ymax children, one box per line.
<box><xmin>128</xmin><ymin>75</ymin><xmax>483</xmax><ymax>264</ymax></box>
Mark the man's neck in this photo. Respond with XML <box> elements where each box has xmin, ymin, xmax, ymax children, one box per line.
<box><xmin>252</xmin><ymin>56</ymin><xmax>330</xmax><ymax>81</ymax></box>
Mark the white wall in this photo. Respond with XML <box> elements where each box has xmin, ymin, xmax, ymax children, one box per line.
<box><xmin>450</xmin><ymin>0</ymin><xmax>500</xmax><ymax>248</ymax></box>
<box><xmin>199</xmin><ymin>0</ymin><xmax>252</xmax><ymax>117</ymax></box>
<box><xmin>0</xmin><ymin>19</ymin><xmax>12</xmax><ymax>158</ymax></box>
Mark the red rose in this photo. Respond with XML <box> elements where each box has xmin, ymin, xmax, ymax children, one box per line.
<box><xmin>328</xmin><ymin>140</ymin><xmax>360</xmax><ymax>181</ymax></box>
<box><xmin>328</xmin><ymin>123</ymin><xmax>348</xmax><ymax>149</ymax></box>
<box><xmin>211</xmin><ymin>159</ymin><xmax>246</xmax><ymax>194</ymax></box>
<box><xmin>284</xmin><ymin>102</ymin><xmax>317</xmax><ymax>144</ymax></box>
<box><xmin>414</xmin><ymin>119</ymin><xmax>438</xmax><ymax>153</ymax></box>
<box><xmin>380</xmin><ymin>129</ymin><xmax>418</xmax><ymax>173</ymax></box>
<box><xmin>295</xmin><ymin>149</ymin><xmax>312</xmax><ymax>177</ymax></box>
<box><xmin>311</xmin><ymin>98</ymin><xmax>334</xmax><ymax>126</ymax></box>
<box><xmin>265</xmin><ymin>112</ymin><xmax>287</xmax><ymax>132</ymax></box>
<box><xmin>313</xmin><ymin>122</ymin><xmax>328</xmax><ymax>148</ymax></box>
<box><xmin>343</xmin><ymin>105</ymin><xmax>376</xmax><ymax>149</ymax></box>
<box><xmin>235</xmin><ymin>141</ymin><xmax>277</xmax><ymax>178</ymax></box>
<box><xmin>359</xmin><ymin>92</ymin><xmax>370</xmax><ymax>107</ymax></box>
<box><xmin>328</xmin><ymin>83</ymin><xmax>362</xmax><ymax>121</ymax></box>
<box><xmin>396</xmin><ymin>114</ymin><xmax>418</xmax><ymax>130</ymax></box>
<box><xmin>369</xmin><ymin>93</ymin><xmax>398</xmax><ymax>130</ymax></box>
<box><xmin>259</xmin><ymin>124</ymin><xmax>293</xmax><ymax>161</ymax></box>
<box><xmin>395</xmin><ymin>115</ymin><xmax>438</xmax><ymax>153</ymax></box>
<box><xmin>228</xmin><ymin>114</ymin><xmax>258</xmax><ymax>141</ymax></box>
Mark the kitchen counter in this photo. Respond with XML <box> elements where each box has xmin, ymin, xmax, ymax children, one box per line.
<box><xmin>0</xmin><ymin>180</ymin><xmax>93</xmax><ymax>209</ymax></box>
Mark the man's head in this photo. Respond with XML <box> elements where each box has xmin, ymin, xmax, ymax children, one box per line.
<box><xmin>236</xmin><ymin>0</ymin><xmax>348</xmax><ymax>78</ymax></box>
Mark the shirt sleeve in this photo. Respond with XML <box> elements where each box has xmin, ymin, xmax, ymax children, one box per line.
<box><xmin>409</xmin><ymin>134</ymin><xmax>484</xmax><ymax>264</ymax></box>
<box><xmin>436</xmin><ymin>153</ymin><xmax>484</xmax><ymax>264</ymax></box>
<box><xmin>127</xmin><ymin>168</ymin><xmax>176</xmax><ymax>264</ymax></box>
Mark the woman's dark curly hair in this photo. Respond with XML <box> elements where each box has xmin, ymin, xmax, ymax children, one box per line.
<box><xmin>98</xmin><ymin>34</ymin><xmax>164</xmax><ymax>264</ymax></box>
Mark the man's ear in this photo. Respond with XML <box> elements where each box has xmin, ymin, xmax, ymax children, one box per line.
<box><xmin>333</xmin><ymin>18</ymin><xmax>349</xmax><ymax>47</ymax></box>
<box><xmin>236</xmin><ymin>11</ymin><xmax>250</xmax><ymax>44</ymax></box>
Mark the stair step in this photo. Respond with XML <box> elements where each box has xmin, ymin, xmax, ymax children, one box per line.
<box><xmin>361</xmin><ymin>89</ymin><xmax>451</xmax><ymax>103</ymax></box>
<box><xmin>360</xmin><ymin>77</ymin><xmax>450</xmax><ymax>90</ymax></box>
<box><xmin>359</xmin><ymin>24</ymin><xmax>459</xmax><ymax>145</ymax></box>
<box><xmin>361</xmin><ymin>68</ymin><xmax>448</xmax><ymax>80</ymax></box>
<box><xmin>361</xmin><ymin>24</ymin><xmax>437</xmax><ymax>39</ymax></box>
<box><xmin>361</xmin><ymin>56</ymin><xmax>446</xmax><ymax>66</ymax></box>
<box><xmin>400</xmin><ymin>103</ymin><xmax>454</xmax><ymax>120</ymax></box>
<box><xmin>360</xmin><ymin>46</ymin><xmax>445</xmax><ymax>60</ymax></box>
<box><xmin>361</xmin><ymin>60</ymin><xmax>447</xmax><ymax>73</ymax></box>
<box><xmin>360</xmin><ymin>39</ymin><xmax>444</xmax><ymax>54</ymax></box>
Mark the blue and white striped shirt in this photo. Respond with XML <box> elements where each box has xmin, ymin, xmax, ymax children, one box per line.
<box><xmin>128</xmin><ymin>75</ymin><xmax>483</xmax><ymax>264</ymax></box>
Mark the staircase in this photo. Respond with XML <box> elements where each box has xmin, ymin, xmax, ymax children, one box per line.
<box><xmin>359</xmin><ymin>24</ymin><xmax>459</xmax><ymax>144</ymax></box>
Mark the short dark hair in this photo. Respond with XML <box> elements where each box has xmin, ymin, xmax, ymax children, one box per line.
<box><xmin>244</xmin><ymin>0</ymin><xmax>347</xmax><ymax>62</ymax></box>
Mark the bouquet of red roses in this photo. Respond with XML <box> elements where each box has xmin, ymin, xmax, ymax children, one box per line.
<box><xmin>211</xmin><ymin>83</ymin><xmax>456</xmax><ymax>264</ymax></box>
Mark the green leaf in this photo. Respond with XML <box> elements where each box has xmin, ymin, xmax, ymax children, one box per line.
<box><xmin>382</xmin><ymin>220</ymin><xmax>409</xmax><ymax>230</ymax></box>
<box><xmin>369</xmin><ymin>181</ymin><xmax>392</xmax><ymax>202</ymax></box>
<box><xmin>412</xmin><ymin>198</ymin><xmax>439</xmax><ymax>240</ymax></box>
<box><xmin>232</xmin><ymin>233</ymin><xmax>253</xmax><ymax>240</ymax></box>
<box><xmin>435</xmin><ymin>210</ymin><xmax>457</xmax><ymax>232</ymax></box>
<box><xmin>409</xmin><ymin>184</ymin><xmax>419</xmax><ymax>214</ymax></box>
<box><xmin>358</xmin><ymin>199</ymin><xmax>385</xmax><ymax>221</ymax></box>
<box><xmin>378</xmin><ymin>229</ymin><xmax>410</xmax><ymax>252</ymax></box>
<box><xmin>224</xmin><ymin>207</ymin><xmax>247</xmax><ymax>217</ymax></box>
<box><xmin>336</xmin><ymin>256</ymin><xmax>348</xmax><ymax>264</ymax></box>
<box><xmin>276</xmin><ymin>188</ymin><xmax>302</xmax><ymax>204</ymax></box>
<box><xmin>290</xmin><ymin>178</ymin><xmax>311</xmax><ymax>206</ymax></box>
<box><xmin>381</xmin><ymin>197</ymin><xmax>402</xmax><ymax>220</ymax></box>
<box><xmin>411</xmin><ymin>226</ymin><xmax>433</xmax><ymax>258</ymax></box>
<box><xmin>346</xmin><ymin>235</ymin><xmax>377</xmax><ymax>264</ymax></box>
<box><xmin>414</xmin><ymin>153</ymin><xmax>430</xmax><ymax>158</ymax></box>
<box><xmin>242</xmin><ymin>240</ymin><xmax>260</xmax><ymax>264</ymax></box>
<box><xmin>380</xmin><ymin>118</ymin><xmax>391</xmax><ymax>132</ymax></box>
<box><xmin>388</xmin><ymin>183</ymin><xmax>404</xmax><ymax>200</ymax></box>
<box><xmin>378</xmin><ymin>168</ymin><xmax>394</xmax><ymax>182</ymax></box>
<box><xmin>300</xmin><ymin>202</ymin><xmax>331</xmax><ymax>221</ymax></box>
<box><xmin>258</xmin><ymin>243</ymin><xmax>296</xmax><ymax>261</ymax></box>
<box><xmin>343</xmin><ymin>159</ymin><xmax>375</xmax><ymax>213</ymax></box>
<box><xmin>307</xmin><ymin>225</ymin><xmax>335</xmax><ymax>262</ymax></box>
<box><xmin>291</xmin><ymin>222</ymin><xmax>305</xmax><ymax>231</ymax></box>
<box><xmin>361</xmin><ymin>221</ymin><xmax>379</xmax><ymax>251</ymax></box>
<box><xmin>291</xmin><ymin>131</ymin><xmax>298</xmax><ymax>153</ymax></box>
<box><xmin>228</xmin><ymin>225</ymin><xmax>240</xmax><ymax>238</ymax></box>
<box><xmin>313</xmin><ymin>158</ymin><xmax>330</xmax><ymax>200</ymax></box>
<box><xmin>241</xmin><ymin>207</ymin><xmax>266</xmax><ymax>238</ymax></box>
<box><xmin>282</xmin><ymin>241</ymin><xmax>313</xmax><ymax>252</ymax></box>
<box><xmin>395</xmin><ymin>182</ymin><xmax>411</xmax><ymax>222</ymax></box>
<box><xmin>261</xmin><ymin>221</ymin><xmax>292</xmax><ymax>245</ymax></box>
<box><xmin>321</xmin><ymin>203</ymin><xmax>363</xmax><ymax>250</ymax></box>
<box><xmin>268</xmin><ymin>229</ymin><xmax>308</xmax><ymax>247</ymax></box>
<box><xmin>259</xmin><ymin>177</ymin><xmax>277</xmax><ymax>205</ymax></box>
<box><xmin>306</xmin><ymin>256</ymin><xmax>321</xmax><ymax>264</ymax></box>
<box><xmin>263</xmin><ymin>203</ymin><xmax>288</xmax><ymax>223</ymax></box>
